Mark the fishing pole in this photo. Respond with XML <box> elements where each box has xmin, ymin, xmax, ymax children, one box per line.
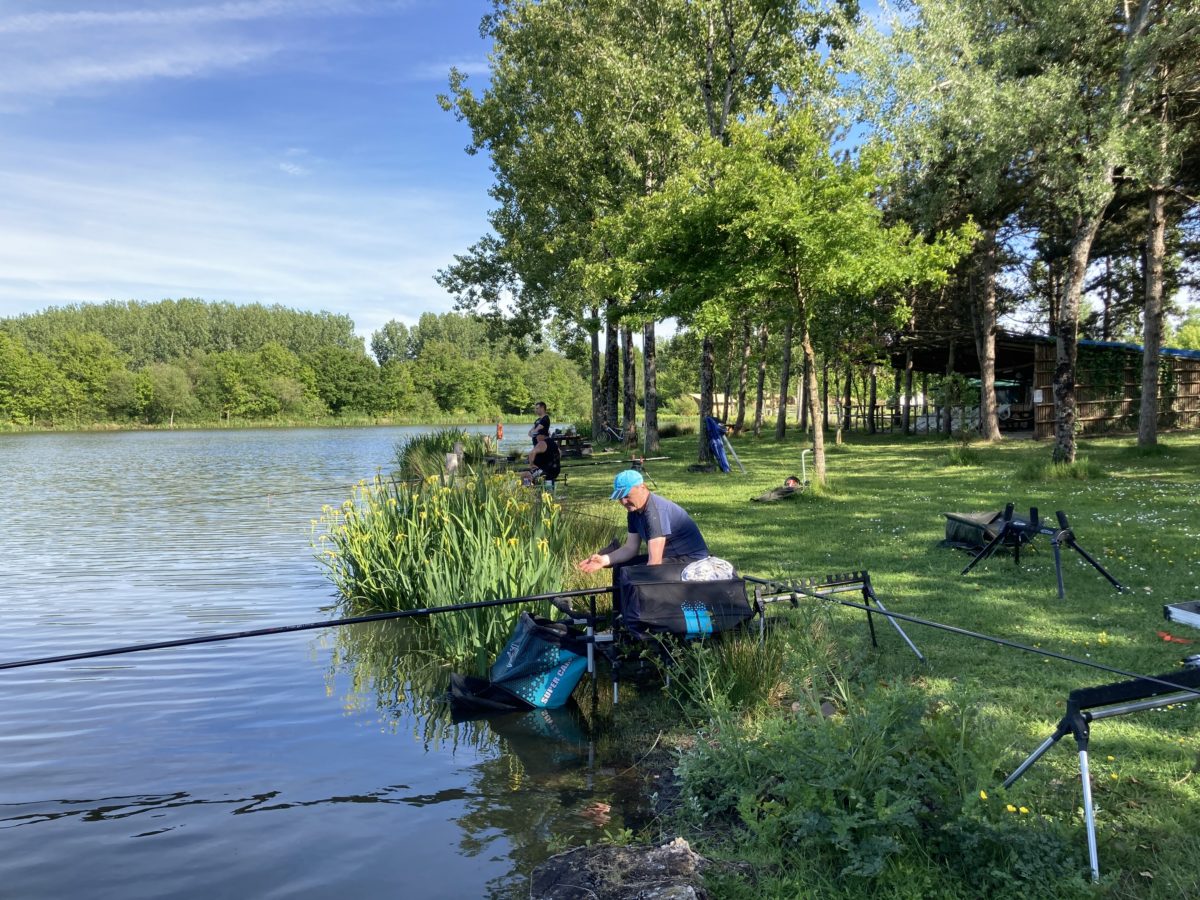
<box><xmin>557</xmin><ymin>456</ymin><xmax>671</xmax><ymax>471</ymax></box>
<box><xmin>0</xmin><ymin>587</ymin><xmax>612</xmax><ymax>673</ymax></box>
<box><xmin>747</xmin><ymin>576</ymin><xmax>1200</xmax><ymax>700</ymax></box>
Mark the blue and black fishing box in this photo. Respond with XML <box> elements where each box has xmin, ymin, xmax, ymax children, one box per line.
<box><xmin>617</xmin><ymin>562</ymin><xmax>753</xmax><ymax>641</ymax></box>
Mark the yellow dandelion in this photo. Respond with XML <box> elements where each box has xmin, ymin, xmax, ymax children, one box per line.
<box><xmin>508</xmin><ymin>537</ymin><xmax>519</xmax><ymax>547</ymax></box>
<box><xmin>1107</xmin><ymin>755</ymin><xmax>1115</xmax><ymax>761</ymax></box>
<box><xmin>1019</xmin><ymin>807</ymin><xmax>1029</xmax><ymax>815</ymax></box>
<box><xmin>979</xmin><ymin>790</ymin><xmax>988</xmax><ymax>801</ymax></box>
<box><xmin>1110</xmin><ymin>773</ymin><xmax>1118</xmax><ymax>781</ymax></box>
<box><xmin>1006</xmin><ymin>804</ymin><xmax>1017</xmax><ymax>813</ymax></box>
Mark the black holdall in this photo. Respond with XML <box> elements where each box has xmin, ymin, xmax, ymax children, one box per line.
<box><xmin>617</xmin><ymin>562</ymin><xmax>753</xmax><ymax>641</ymax></box>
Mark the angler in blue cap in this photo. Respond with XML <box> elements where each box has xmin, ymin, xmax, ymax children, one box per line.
<box><xmin>577</xmin><ymin>469</ymin><xmax>709</xmax><ymax>575</ymax></box>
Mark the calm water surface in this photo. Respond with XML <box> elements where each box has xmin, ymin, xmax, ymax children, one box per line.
<box><xmin>0</xmin><ymin>427</ymin><xmax>629</xmax><ymax>899</ymax></box>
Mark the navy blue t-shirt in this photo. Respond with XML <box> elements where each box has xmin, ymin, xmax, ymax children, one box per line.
<box><xmin>627</xmin><ymin>493</ymin><xmax>709</xmax><ymax>561</ymax></box>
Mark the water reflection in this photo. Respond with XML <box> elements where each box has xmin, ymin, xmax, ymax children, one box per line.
<box><xmin>325</xmin><ymin>615</ymin><xmax>654</xmax><ymax>898</ymax></box>
<box><xmin>0</xmin><ymin>428</ymin><xmax>654</xmax><ymax>898</ymax></box>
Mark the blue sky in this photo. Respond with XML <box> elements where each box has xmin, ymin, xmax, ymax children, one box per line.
<box><xmin>0</xmin><ymin>0</ymin><xmax>497</xmax><ymax>343</ymax></box>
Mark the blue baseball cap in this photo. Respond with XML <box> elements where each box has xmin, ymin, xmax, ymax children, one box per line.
<box><xmin>610</xmin><ymin>469</ymin><xmax>644</xmax><ymax>500</ymax></box>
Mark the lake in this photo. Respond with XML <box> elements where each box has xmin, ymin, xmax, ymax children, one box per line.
<box><xmin>0</xmin><ymin>427</ymin><xmax>634</xmax><ymax>899</ymax></box>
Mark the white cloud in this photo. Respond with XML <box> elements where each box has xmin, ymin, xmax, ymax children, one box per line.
<box><xmin>0</xmin><ymin>1</ymin><xmax>388</xmax><ymax>35</ymax></box>
<box><xmin>0</xmin><ymin>0</ymin><xmax>408</xmax><ymax>103</ymax></box>
<box><xmin>0</xmin><ymin>140</ymin><xmax>485</xmax><ymax>344</ymax></box>
<box><xmin>410</xmin><ymin>58</ymin><xmax>491</xmax><ymax>81</ymax></box>
<box><xmin>278</xmin><ymin>161</ymin><xmax>309</xmax><ymax>176</ymax></box>
<box><xmin>0</xmin><ymin>43</ymin><xmax>280</xmax><ymax>97</ymax></box>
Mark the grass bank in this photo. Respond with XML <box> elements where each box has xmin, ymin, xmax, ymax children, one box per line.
<box><xmin>561</xmin><ymin>431</ymin><xmax>1199</xmax><ymax>899</ymax></box>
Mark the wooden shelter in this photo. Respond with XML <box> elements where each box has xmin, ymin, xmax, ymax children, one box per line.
<box><xmin>896</xmin><ymin>332</ymin><xmax>1200</xmax><ymax>439</ymax></box>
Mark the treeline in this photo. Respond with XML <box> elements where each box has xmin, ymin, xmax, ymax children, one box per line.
<box><xmin>0</xmin><ymin>300</ymin><xmax>590</xmax><ymax>427</ymax></box>
<box><xmin>1</xmin><ymin>298</ymin><xmax>362</xmax><ymax>367</ymax></box>
<box><xmin>439</xmin><ymin>0</ymin><xmax>1199</xmax><ymax>481</ymax></box>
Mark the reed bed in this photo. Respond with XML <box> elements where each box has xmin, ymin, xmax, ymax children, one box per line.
<box><xmin>316</xmin><ymin>470</ymin><xmax>608</xmax><ymax>670</ymax></box>
<box><xmin>394</xmin><ymin>427</ymin><xmax>497</xmax><ymax>480</ymax></box>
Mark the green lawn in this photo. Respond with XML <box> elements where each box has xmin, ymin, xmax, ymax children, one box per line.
<box><xmin>563</xmin><ymin>429</ymin><xmax>1200</xmax><ymax>898</ymax></box>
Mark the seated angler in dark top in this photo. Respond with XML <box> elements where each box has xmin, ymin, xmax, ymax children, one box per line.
<box><xmin>526</xmin><ymin>401</ymin><xmax>551</xmax><ymax>466</ymax></box>
<box><xmin>576</xmin><ymin>469</ymin><xmax>709</xmax><ymax>575</ymax></box>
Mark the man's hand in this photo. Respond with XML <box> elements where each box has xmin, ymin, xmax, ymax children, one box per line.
<box><xmin>577</xmin><ymin>553</ymin><xmax>606</xmax><ymax>574</ymax></box>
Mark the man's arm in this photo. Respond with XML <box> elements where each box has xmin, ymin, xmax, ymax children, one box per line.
<box><xmin>646</xmin><ymin>536</ymin><xmax>666</xmax><ymax>565</ymax></box>
<box><xmin>577</xmin><ymin>532</ymin><xmax>640</xmax><ymax>573</ymax></box>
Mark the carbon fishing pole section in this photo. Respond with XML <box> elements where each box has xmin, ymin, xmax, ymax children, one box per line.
<box><xmin>747</xmin><ymin>575</ymin><xmax>1200</xmax><ymax>701</ymax></box>
<box><xmin>157</xmin><ymin>456</ymin><xmax>670</xmax><ymax>509</ymax></box>
<box><xmin>0</xmin><ymin>587</ymin><xmax>613</xmax><ymax>673</ymax></box>
<box><xmin>7</xmin><ymin>566</ymin><xmax>1196</xmax><ymax>705</ymax></box>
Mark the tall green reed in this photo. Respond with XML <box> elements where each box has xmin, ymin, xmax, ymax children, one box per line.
<box><xmin>394</xmin><ymin>427</ymin><xmax>497</xmax><ymax>480</ymax></box>
<box><xmin>315</xmin><ymin>471</ymin><xmax>575</xmax><ymax>670</ymax></box>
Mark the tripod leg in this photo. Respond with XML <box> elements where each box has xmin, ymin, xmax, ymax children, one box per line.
<box><xmin>1066</xmin><ymin>540</ymin><xmax>1124</xmax><ymax>592</ymax></box>
<box><xmin>1052</xmin><ymin>535</ymin><xmax>1066</xmax><ymax>599</ymax></box>
<box><xmin>1003</xmin><ymin>728</ymin><xmax>1066</xmax><ymax>788</ymax></box>
<box><xmin>1079</xmin><ymin>748</ymin><xmax>1100</xmax><ymax>882</ymax></box>
<box><xmin>865</xmin><ymin>587</ymin><xmax>926</xmax><ymax>663</ymax></box>
<box><xmin>962</xmin><ymin>526</ymin><xmax>1011</xmax><ymax>576</ymax></box>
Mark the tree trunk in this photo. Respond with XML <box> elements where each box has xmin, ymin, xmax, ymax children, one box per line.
<box><xmin>774</xmin><ymin>320</ymin><xmax>794</xmax><ymax>439</ymax></box>
<box><xmin>800</xmin><ymin>319</ymin><xmax>825</xmax><ymax>484</ymax></box>
<box><xmin>622</xmin><ymin>324</ymin><xmax>636</xmax><ymax>448</ymax></box>
<box><xmin>821</xmin><ymin>361</ymin><xmax>829</xmax><ymax>430</ymax></box>
<box><xmin>722</xmin><ymin>338</ymin><xmax>734</xmax><ymax>422</ymax></box>
<box><xmin>590</xmin><ymin>306</ymin><xmax>602</xmax><ymax>440</ymax></box>
<box><xmin>643</xmin><ymin>321</ymin><xmax>660</xmax><ymax>453</ymax></box>
<box><xmin>973</xmin><ymin>230</ymin><xmax>1002</xmax><ymax>441</ymax></box>
<box><xmin>892</xmin><ymin>369</ymin><xmax>901</xmax><ymax>430</ymax></box>
<box><xmin>843</xmin><ymin>361</ymin><xmax>853</xmax><ymax>434</ymax></box>
<box><xmin>800</xmin><ymin>354</ymin><xmax>809</xmax><ymax>431</ymax></box>
<box><xmin>943</xmin><ymin>342</ymin><xmax>955</xmax><ymax>435</ymax></box>
<box><xmin>734</xmin><ymin>320</ymin><xmax>750</xmax><ymax>433</ymax></box>
<box><xmin>1138</xmin><ymin>188</ymin><xmax>1167</xmax><ymax>447</ymax></box>
<box><xmin>1102</xmin><ymin>255</ymin><xmax>1113</xmax><ymax>341</ymax></box>
<box><xmin>698</xmin><ymin>335</ymin><xmax>715</xmax><ymax>462</ymax></box>
<box><xmin>793</xmin><ymin>354</ymin><xmax>803</xmax><ymax>423</ymax></box>
<box><xmin>603</xmin><ymin>300</ymin><xmax>620</xmax><ymax>443</ymax></box>
<box><xmin>867</xmin><ymin>365</ymin><xmax>877</xmax><ymax>435</ymax></box>
<box><xmin>1054</xmin><ymin>214</ymin><xmax>1104</xmax><ymax>463</ymax></box>
<box><xmin>902</xmin><ymin>351</ymin><xmax>913</xmax><ymax>435</ymax></box>
<box><xmin>753</xmin><ymin>323</ymin><xmax>768</xmax><ymax>437</ymax></box>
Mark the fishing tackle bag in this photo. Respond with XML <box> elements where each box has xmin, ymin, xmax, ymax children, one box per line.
<box><xmin>450</xmin><ymin>612</ymin><xmax>588</xmax><ymax>713</ymax></box>
<box><xmin>942</xmin><ymin>511</ymin><xmax>1005</xmax><ymax>550</ymax></box>
<box><xmin>618</xmin><ymin>562</ymin><xmax>752</xmax><ymax>641</ymax></box>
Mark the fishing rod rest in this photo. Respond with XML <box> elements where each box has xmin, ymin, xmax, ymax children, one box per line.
<box><xmin>961</xmin><ymin>504</ymin><xmax>1124</xmax><ymax>598</ymax></box>
<box><xmin>1002</xmin><ymin>665</ymin><xmax>1200</xmax><ymax>883</ymax></box>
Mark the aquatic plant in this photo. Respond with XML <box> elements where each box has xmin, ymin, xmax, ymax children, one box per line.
<box><xmin>394</xmin><ymin>427</ymin><xmax>497</xmax><ymax>480</ymax></box>
<box><xmin>316</xmin><ymin>471</ymin><xmax>581</xmax><ymax>668</ymax></box>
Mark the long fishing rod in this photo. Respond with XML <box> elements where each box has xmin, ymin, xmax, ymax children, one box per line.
<box><xmin>747</xmin><ymin>576</ymin><xmax>1200</xmax><ymax>700</ymax></box>
<box><xmin>0</xmin><ymin>587</ymin><xmax>612</xmax><ymax>673</ymax></box>
<box><xmin>557</xmin><ymin>456</ymin><xmax>670</xmax><ymax>471</ymax></box>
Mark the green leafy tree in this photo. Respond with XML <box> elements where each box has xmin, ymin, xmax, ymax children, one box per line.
<box><xmin>305</xmin><ymin>346</ymin><xmax>380</xmax><ymax>416</ymax></box>
<box><xmin>616</xmin><ymin>113</ymin><xmax>972</xmax><ymax>482</ymax></box>
<box><xmin>50</xmin><ymin>331</ymin><xmax>127</xmax><ymax>421</ymax></box>
<box><xmin>410</xmin><ymin>339</ymin><xmax>496</xmax><ymax>416</ymax></box>
<box><xmin>143</xmin><ymin>363</ymin><xmax>196</xmax><ymax>424</ymax></box>
<box><xmin>378</xmin><ymin>359</ymin><xmax>439</xmax><ymax>417</ymax></box>
<box><xmin>1173</xmin><ymin>307</ymin><xmax>1200</xmax><ymax>349</ymax></box>
<box><xmin>0</xmin><ymin>332</ymin><xmax>68</xmax><ymax>424</ymax></box>
<box><xmin>370</xmin><ymin>321</ymin><xmax>413</xmax><ymax>365</ymax></box>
